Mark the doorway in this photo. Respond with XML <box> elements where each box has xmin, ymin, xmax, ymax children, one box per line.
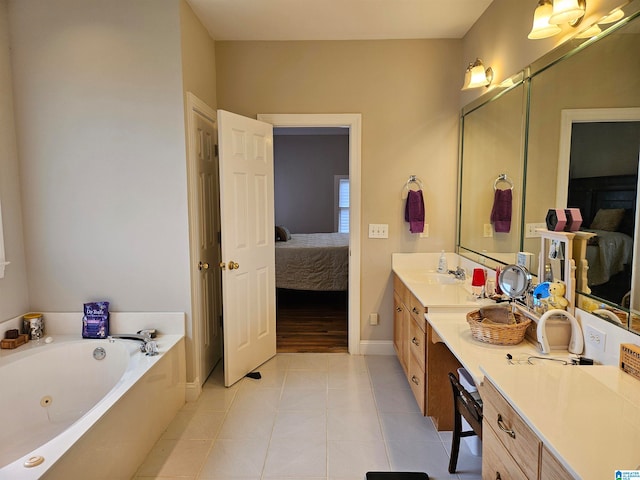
<box><xmin>258</xmin><ymin>113</ymin><xmax>361</xmax><ymax>355</ymax></box>
<box><xmin>273</xmin><ymin>126</ymin><xmax>350</xmax><ymax>352</ymax></box>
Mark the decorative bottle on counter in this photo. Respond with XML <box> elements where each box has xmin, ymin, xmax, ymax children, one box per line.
<box><xmin>437</xmin><ymin>251</ymin><xmax>448</xmax><ymax>273</ymax></box>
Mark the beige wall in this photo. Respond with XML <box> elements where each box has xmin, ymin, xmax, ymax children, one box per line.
<box><xmin>180</xmin><ymin>0</ymin><xmax>217</xmax><ymax>111</ymax></box>
<box><xmin>0</xmin><ymin>0</ymin><xmax>28</xmax><ymax>320</ymax></box>
<box><xmin>216</xmin><ymin>40</ymin><xmax>462</xmax><ymax>341</ymax></box>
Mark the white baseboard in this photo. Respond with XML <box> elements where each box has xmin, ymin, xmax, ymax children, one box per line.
<box><xmin>359</xmin><ymin>340</ymin><xmax>395</xmax><ymax>355</ymax></box>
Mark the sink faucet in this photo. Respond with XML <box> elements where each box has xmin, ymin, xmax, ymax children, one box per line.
<box><xmin>448</xmin><ymin>267</ymin><xmax>466</xmax><ymax>281</ymax></box>
<box><xmin>108</xmin><ymin>329</ymin><xmax>159</xmax><ymax>355</ymax></box>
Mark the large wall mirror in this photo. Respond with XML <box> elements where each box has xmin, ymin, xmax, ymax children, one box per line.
<box><xmin>458</xmin><ymin>2</ymin><xmax>640</xmax><ymax>335</ymax></box>
<box><xmin>459</xmin><ymin>80</ymin><xmax>526</xmax><ymax>267</ymax></box>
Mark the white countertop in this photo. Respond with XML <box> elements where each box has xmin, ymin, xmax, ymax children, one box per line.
<box><xmin>482</xmin><ymin>363</ymin><xmax>640</xmax><ymax>478</ymax></box>
<box><xmin>392</xmin><ymin>253</ymin><xmax>640</xmax><ymax>480</ymax></box>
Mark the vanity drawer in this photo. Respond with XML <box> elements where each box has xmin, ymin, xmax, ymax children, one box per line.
<box><xmin>480</xmin><ymin>380</ymin><xmax>541</xmax><ymax>480</ymax></box>
<box><xmin>482</xmin><ymin>423</ymin><xmax>529</xmax><ymax>480</ymax></box>
<box><xmin>409</xmin><ymin>316</ymin><xmax>426</xmax><ymax>370</ymax></box>
<box><xmin>408</xmin><ymin>353</ymin><xmax>426</xmax><ymax>414</ymax></box>
<box><xmin>409</xmin><ymin>292</ymin><xmax>427</xmax><ymax>331</ymax></box>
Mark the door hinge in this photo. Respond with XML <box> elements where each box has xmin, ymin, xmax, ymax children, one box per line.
<box><xmin>214</xmin><ymin>144</ymin><xmax>219</xmax><ymax>157</ymax></box>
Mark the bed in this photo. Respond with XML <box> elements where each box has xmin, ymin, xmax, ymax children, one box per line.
<box><xmin>275</xmin><ymin>232</ymin><xmax>349</xmax><ymax>291</ymax></box>
<box><xmin>568</xmin><ymin>175</ymin><xmax>636</xmax><ymax>287</ymax></box>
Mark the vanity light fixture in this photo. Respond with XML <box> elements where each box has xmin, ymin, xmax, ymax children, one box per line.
<box><xmin>549</xmin><ymin>0</ymin><xmax>586</xmax><ymax>25</ymax></box>
<box><xmin>528</xmin><ymin>0</ymin><xmax>562</xmax><ymax>39</ymax></box>
<box><xmin>599</xmin><ymin>7</ymin><xmax>624</xmax><ymax>24</ymax></box>
<box><xmin>461</xmin><ymin>58</ymin><xmax>493</xmax><ymax>90</ymax></box>
<box><xmin>528</xmin><ymin>0</ymin><xmax>588</xmax><ymax>40</ymax></box>
<box><xmin>575</xmin><ymin>23</ymin><xmax>601</xmax><ymax>38</ymax></box>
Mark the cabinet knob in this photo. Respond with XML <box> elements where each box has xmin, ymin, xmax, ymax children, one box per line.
<box><xmin>497</xmin><ymin>414</ymin><xmax>516</xmax><ymax>439</ymax></box>
<box><xmin>495</xmin><ymin>473</ymin><xmax>502</xmax><ymax>480</ymax></box>
<box><xmin>411</xmin><ymin>375</ymin><xmax>420</xmax><ymax>385</ymax></box>
<box><xmin>412</xmin><ymin>307</ymin><xmax>420</xmax><ymax>314</ymax></box>
<box><xmin>396</xmin><ymin>306</ymin><xmax>403</xmax><ymax>312</ymax></box>
<box><xmin>411</xmin><ymin>337</ymin><xmax>420</xmax><ymax>346</ymax></box>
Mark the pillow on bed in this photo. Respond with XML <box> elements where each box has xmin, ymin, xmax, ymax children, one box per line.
<box><xmin>275</xmin><ymin>226</ymin><xmax>291</xmax><ymax>242</ymax></box>
<box><xmin>590</xmin><ymin>208</ymin><xmax>625</xmax><ymax>231</ymax></box>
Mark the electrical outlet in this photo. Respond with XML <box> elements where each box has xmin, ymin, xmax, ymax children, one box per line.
<box><xmin>369</xmin><ymin>313</ymin><xmax>379</xmax><ymax>325</ymax></box>
<box><xmin>420</xmin><ymin>224</ymin><xmax>429</xmax><ymax>238</ymax></box>
<box><xmin>368</xmin><ymin>224</ymin><xmax>388</xmax><ymax>239</ymax></box>
<box><xmin>525</xmin><ymin>223</ymin><xmax>546</xmax><ymax>238</ymax></box>
<box><xmin>584</xmin><ymin>324</ymin><xmax>606</xmax><ymax>352</ymax></box>
<box><xmin>483</xmin><ymin>224</ymin><xmax>493</xmax><ymax>237</ymax></box>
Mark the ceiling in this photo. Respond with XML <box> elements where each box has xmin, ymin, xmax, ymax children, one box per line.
<box><xmin>186</xmin><ymin>0</ymin><xmax>494</xmax><ymax>41</ymax></box>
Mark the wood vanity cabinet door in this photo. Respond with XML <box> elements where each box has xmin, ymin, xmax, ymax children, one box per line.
<box><xmin>541</xmin><ymin>445</ymin><xmax>575</xmax><ymax>480</ymax></box>
<box><xmin>481</xmin><ymin>380</ymin><xmax>541</xmax><ymax>480</ymax></box>
<box><xmin>393</xmin><ymin>291</ymin><xmax>409</xmax><ymax>374</ymax></box>
<box><xmin>482</xmin><ymin>424</ymin><xmax>529</xmax><ymax>480</ymax></box>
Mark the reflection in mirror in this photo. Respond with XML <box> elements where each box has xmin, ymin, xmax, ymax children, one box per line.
<box><xmin>524</xmin><ymin>13</ymin><xmax>640</xmax><ymax>331</ymax></box>
<box><xmin>458</xmin><ymin>4</ymin><xmax>640</xmax><ymax>336</ymax></box>
<box><xmin>555</xmin><ymin>110</ymin><xmax>640</xmax><ymax>313</ymax></box>
<box><xmin>458</xmin><ymin>82</ymin><xmax>526</xmax><ymax>266</ymax></box>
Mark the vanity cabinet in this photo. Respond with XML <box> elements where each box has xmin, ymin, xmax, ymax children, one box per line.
<box><xmin>479</xmin><ymin>378</ymin><xmax>575</xmax><ymax>480</ymax></box>
<box><xmin>540</xmin><ymin>445</ymin><xmax>573</xmax><ymax>480</ymax></box>
<box><xmin>393</xmin><ymin>274</ymin><xmax>462</xmax><ymax>430</ymax></box>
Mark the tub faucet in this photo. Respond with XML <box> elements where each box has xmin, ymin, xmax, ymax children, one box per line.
<box><xmin>448</xmin><ymin>267</ymin><xmax>466</xmax><ymax>281</ymax></box>
<box><xmin>108</xmin><ymin>330</ymin><xmax>158</xmax><ymax>355</ymax></box>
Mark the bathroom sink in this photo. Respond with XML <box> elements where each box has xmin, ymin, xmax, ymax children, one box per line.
<box><xmin>401</xmin><ymin>271</ymin><xmax>462</xmax><ymax>285</ymax></box>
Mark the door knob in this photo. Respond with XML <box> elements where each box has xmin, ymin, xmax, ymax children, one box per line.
<box><xmin>228</xmin><ymin>261</ymin><xmax>239</xmax><ymax>270</ymax></box>
<box><xmin>198</xmin><ymin>261</ymin><xmax>209</xmax><ymax>270</ymax></box>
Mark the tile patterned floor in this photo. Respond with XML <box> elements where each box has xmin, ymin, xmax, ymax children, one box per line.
<box><xmin>133</xmin><ymin>354</ymin><xmax>482</xmax><ymax>480</ymax></box>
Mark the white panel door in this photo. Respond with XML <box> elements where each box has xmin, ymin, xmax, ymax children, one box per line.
<box><xmin>218</xmin><ymin>109</ymin><xmax>276</xmax><ymax>387</ymax></box>
<box><xmin>192</xmin><ymin>106</ymin><xmax>223</xmax><ymax>382</ymax></box>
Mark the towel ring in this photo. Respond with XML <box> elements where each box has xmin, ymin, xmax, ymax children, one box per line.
<box><xmin>494</xmin><ymin>174</ymin><xmax>514</xmax><ymax>191</ymax></box>
<box><xmin>402</xmin><ymin>175</ymin><xmax>424</xmax><ymax>198</ymax></box>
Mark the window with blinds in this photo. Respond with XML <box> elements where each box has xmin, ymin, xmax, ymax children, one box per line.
<box><xmin>335</xmin><ymin>175</ymin><xmax>350</xmax><ymax>233</ymax></box>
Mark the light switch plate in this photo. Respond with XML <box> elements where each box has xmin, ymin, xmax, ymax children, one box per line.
<box><xmin>368</xmin><ymin>224</ymin><xmax>388</xmax><ymax>238</ymax></box>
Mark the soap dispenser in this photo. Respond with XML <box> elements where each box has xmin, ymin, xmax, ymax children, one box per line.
<box><xmin>437</xmin><ymin>251</ymin><xmax>448</xmax><ymax>273</ymax></box>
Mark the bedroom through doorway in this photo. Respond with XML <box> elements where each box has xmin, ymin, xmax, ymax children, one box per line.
<box><xmin>273</xmin><ymin>126</ymin><xmax>350</xmax><ymax>353</ymax></box>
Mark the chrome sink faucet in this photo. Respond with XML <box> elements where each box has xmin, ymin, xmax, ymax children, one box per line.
<box><xmin>448</xmin><ymin>266</ymin><xmax>466</xmax><ymax>281</ymax></box>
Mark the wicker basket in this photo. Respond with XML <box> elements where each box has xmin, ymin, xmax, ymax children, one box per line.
<box><xmin>466</xmin><ymin>307</ymin><xmax>531</xmax><ymax>346</ymax></box>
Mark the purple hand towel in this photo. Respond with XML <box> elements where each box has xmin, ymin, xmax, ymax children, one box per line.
<box><xmin>490</xmin><ymin>188</ymin><xmax>512</xmax><ymax>233</ymax></box>
<box><xmin>404</xmin><ymin>190</ymin><xmax>425</xmax><ymax>233</ymax></box>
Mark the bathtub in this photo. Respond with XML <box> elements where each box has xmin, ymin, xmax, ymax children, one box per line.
<box><xmin>0</xmin><ymin>333</ymin><xmax>185</xmax><ymax>479</ymax></box>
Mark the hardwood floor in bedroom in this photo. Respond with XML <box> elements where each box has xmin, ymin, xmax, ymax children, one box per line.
<box><xmin>276</xmin><ymin>289</ymin><xmax>348</xmax><ymax>353</ymax></box>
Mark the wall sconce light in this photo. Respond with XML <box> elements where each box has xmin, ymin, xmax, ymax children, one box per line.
<box><xmin>599</xmin><ymin>7</ymin><xmax>624</xmax><ymax>24</ymax></box>
<box><xmin>549</xmin><ymin>0</ymin><xmax>586</xmax><ymax>25</ymax></box>
<box><xmin>528</xmin><ymin>0</ymin><xmax>562</xmax><ymax>39</ymax></box>
<box><xmin>461</xmin><ymin>58</ymin><xmax>493</xmax><ymax>90</ymax></box>
<box><xmin>528</xmin><ymin>0</ymin><xmax>587</xmax><ymax>40</ymax></box>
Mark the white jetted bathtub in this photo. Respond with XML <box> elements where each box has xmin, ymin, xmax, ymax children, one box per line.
<box><xmin>0</xmin><ymin>314</ymin><xmax>185</xmax><ymax>480</ymax></box>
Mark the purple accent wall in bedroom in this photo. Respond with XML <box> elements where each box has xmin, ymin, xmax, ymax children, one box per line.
<box><xmin>274</xmin><ymin>131</ymin><xmax>349</xmax><ymax>233</ymax></box>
